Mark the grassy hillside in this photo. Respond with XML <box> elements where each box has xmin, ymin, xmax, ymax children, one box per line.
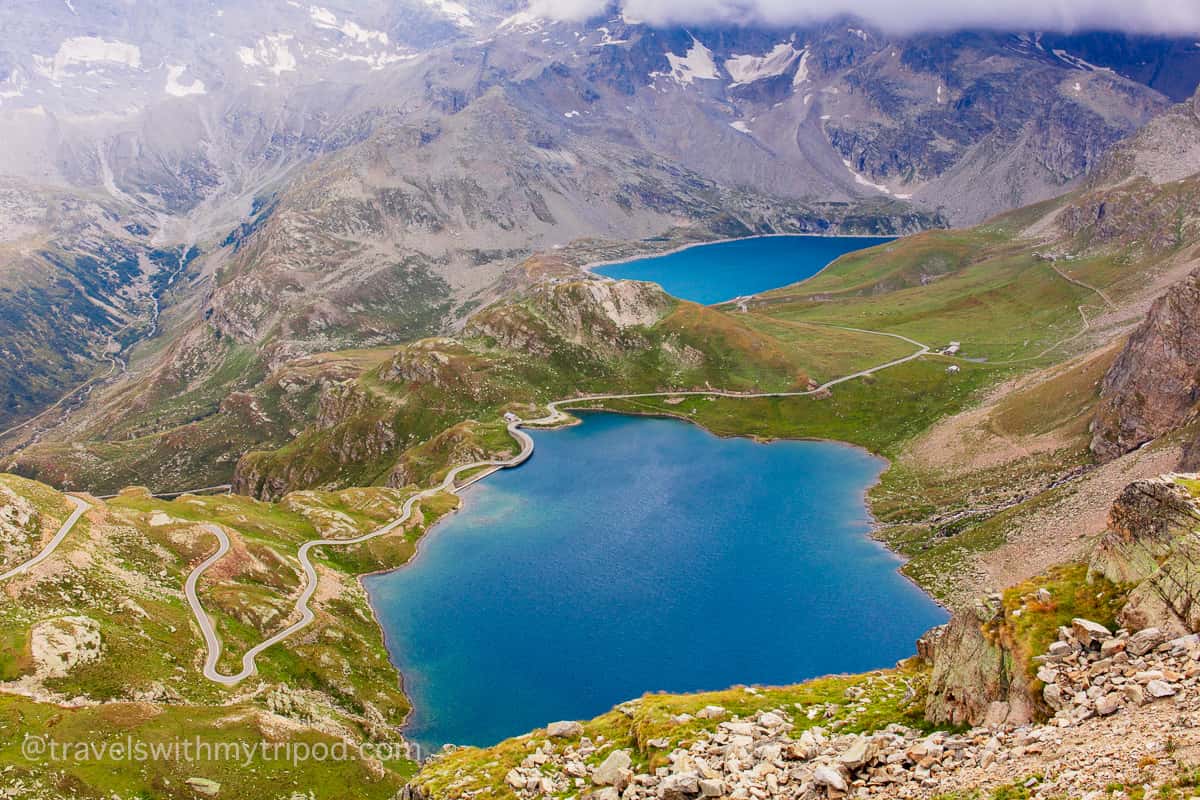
<box><xmin>414</xmin><ymin>661</ymin><xmax>936</xmax><ymax>800</ymax></box>
<box><xmin>0</xmin><ymin>476</ymin><xmax>462</xmax><ymax>796</ymax></box>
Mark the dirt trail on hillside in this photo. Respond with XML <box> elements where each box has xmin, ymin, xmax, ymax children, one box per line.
<box><xmin>974</xmin><ymin>442</ymin><xmax>1182</xmax><ymax>593</ymax></box>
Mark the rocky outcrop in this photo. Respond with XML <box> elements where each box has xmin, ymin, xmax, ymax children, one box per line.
<box><xmin>1090</xmin><ymin>476</ymin><xmax>1200</xmax><ymax>636</ymax></box>
<box><xmin>461</xmin><ymin>624</ymin><xmax>1200</xmax><ymax>800</ymax></box>
<box><xmin>383</xmin><ymin>340</ymin><xmax>462</xmax><ymax>387</ymax></box>
<box><xmin>1179</xmin><ymin>437</ymin><xmax>1200</xmax><ymax>472</ymax></box>
<box><xmin>1090</xmin><ymin>477</ymin><xmax>1200</xmax><ymax>584</ymax></box>
<box><xmin>1091</xmin><ymin>268</ymin><xmax>1200</xmax><ymax>462</ymax></box>
<box><xmin>0</xmin><ymin>483</ymin><xmax>38</xmax><ymax>568</ymax></box>
<box><xmin>538</xmin><ymin>280</ymin><xmax>674</xmax><ymax>335</ymax></box>
<box><xmin>1057</xmin><ymin>177</ymin><xmax>1200</xmax><ymax>254</ymax></box>
<box><xmin>234</xmin><ymin>379</ymin><xmax>398</xmax><ymax>500</ymax></box>
<box><xmin>922</xmin><ymin>598</ymin><xmax>1033</xmax><ymax>728</ymax></box>
<box><xmin>384</xmin><ymin>423</ymin><xmax>495</xmax><ymax>490</ymax></box>
<box><xmin>1089</xmin><ymin>85</ymin><xmax>1200</xmax><ymax>188</ymax></box>
<box><xmin>30</xmin><ymin>616</ymin><xmax>103</xmax><ymax>679</ymax></box>
<box><xmin>1119</xmin><ymin>536</ymin><xmax>1200</xmax><ymax>636</ymax></box>
<box><xmin>467</xmin><ymin>279</ymin><xmax>674</xmax><ymax>359</ymax></box>
<box><xmin>315</xmin><ymin>381</ymin><xmax>381</xmax><ymax>432</ymax></box>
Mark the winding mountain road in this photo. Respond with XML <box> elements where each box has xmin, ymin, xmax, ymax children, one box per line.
<box><xmin>185</xmin><ymin>327</ymin><xmax>932</xmax><ymax>685</ymax></box>
<box><xmin>0</xmin><ymin>495</ymin><xmax>90</xmax><ymax>582</ymax></box>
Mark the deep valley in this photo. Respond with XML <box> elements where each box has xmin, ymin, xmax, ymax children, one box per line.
<box><xmin>4</xmin><ymin>3</ymin><xmax>1200</xmax><ymax>800</ymax></box>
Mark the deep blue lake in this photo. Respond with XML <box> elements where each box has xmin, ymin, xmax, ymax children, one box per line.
<box><xmin>594</xmin><ymin>235</ymin><xmax>894</xmax><ymax>304</ymax></box>
<box><xmin>364</xmin><ymin>413</ymin><xmax>947</xmax><ymax>751</ymax></box>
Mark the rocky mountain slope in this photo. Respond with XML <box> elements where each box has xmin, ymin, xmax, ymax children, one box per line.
<box><xmin>0</xmin><ymin>179</ymin><xmax>174</xmax><ymax>431</ymax></box>
<box><xmin>2</xmin><ymin>1</ymin><xmax>1199</xmax><ymax>443</ymax></box>
<box><xmin>1080</xmin><ymin>89</ymin><xmax>1200</xmax><ymax>464</ymax></box>
<box><xmin>11</xmin><ymin>85</ymin><xmax>1200</xmax><ymax>506</ymax></box>
<box><xmin>1090</xmin><ymin>268</ymin><xmax>1200</xmax><ymax>462</ymax></box>
<box><xmin>4</xmin><ymin>14</ymin><xmax>1200</xmax><ymax>799</ymax></box>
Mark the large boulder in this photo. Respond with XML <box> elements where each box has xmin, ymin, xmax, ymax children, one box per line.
<box><xmin>923</xmin><ymin>598</ymin><xmax>1034</xmax><ymax>727</ymax></box>
<box><xmin>1120</xmin><ymin>537</ymin><xmax>1200</xmax><ymax>635</ymax></box>
<box><xmin>1127</xmin><ymin>627</ymin><xmax>1168</xmax><ymax>656</ymax></box>
<box><xmin>836</xmin><ymin>736</ymin><xmax>879</xmax><ymax>770</ymax></box>
<box><xmin>1070</xmin><ymin>618</ymin><xmax>1113</xmax><ymax>649</ymax></box>
<box><xmin>811</xmin><ymin>764</ymin><xmax>849</xmax><ymax>794</ymax></box>
<box><xmin>592</xmin><ymin>750</ymin><xmax>632</xmax><ymax>787</ymax></box>
<box><xmin>546</xmin><ymin>720</ymin><xmax>583</xmax><ymax>739</ymax></box>
<box><xmin>659</xmin><ymin>772</ymin><xmax>701</xmax><ymax>800</ymax></box>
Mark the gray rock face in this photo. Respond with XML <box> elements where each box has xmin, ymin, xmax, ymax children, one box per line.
<box><xmin>837</xmin><ymin>736</ymin><xmax>879</xmax><ymax>769</ymax></box>
<box><xmin>1091</xmin><ymin>268</ymin><xmax>1200</xmax><ymax>462</ymax></box>
<box><xmin>924</xmin><ymin>601</ymin><xmax>1034</xmax><ymax>727</ymax></box>
<box><xmin>1090</xmin><ymin>476</ymin><xmax>1200</xmax><ymax>636</ymax></box>
<box><xmin>659</xmin><ymin>772</ymin><xmax>701</xmax><ymax>800</ymax></box>
<box><xmin>1095</xmin><ymin>693</ymin><xmax>1122</xmax><ymax>716</ymax></box>
<box><xmin>1043</xmin><ymin>683</ymin><xmax>1067</xmax><ymax>711</ymax></box>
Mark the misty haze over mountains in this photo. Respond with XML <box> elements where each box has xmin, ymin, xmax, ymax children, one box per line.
<box><xmin>1</xmin><ymin>0</ymin><xmax>1198</xmax><ymax>442</ymax></box>
<box><xmin>9</xmin><ymin>5</ymin><xmax>1200</xmax><ymax>798</ymax></box>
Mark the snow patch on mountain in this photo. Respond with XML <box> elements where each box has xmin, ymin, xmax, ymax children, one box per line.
<box><xmin>595</xmin><ymin>26</ymin><xmax>629</xmax><ymax>46</ymax></box>
<box><xmin>238</xmin><ymin>35</ymin><xmax>298</xmax><ymax>75</ymax></box>
<box><xmin>423</xmin><ymin>0</ymin><xmax>474</xmax><ymax>28</ymax></box>
<box><xmin>660</xmin><ymin>36</ymin><xmax>718</xmax><ymax>85</ymax></box>
<box><xmin>311</xmin><ymin>47</ymin><xmax>416</xmax><ymax>70</ymax></box>
<box><xmin>842</xmin><ymin>158</ymin><xmax>911</xmax><ymax>198</ymax></box>
<box><xmin>1052</xmin><ymin>49</ymin><xmax>1116</xmax><ymax>75</ymax></box>
<box><xmin>725</xmin><ymin>43</ymin><xmax>800</xmax><ymax>87</ymax></box>
<box><xmin>165</xmin><ymin>65</ymin><xmax>206</xmax><ymax>97</ymax></box>
<box><xmin>33</xmin><ymin>37</ymin><xmax>142</xmax><ymax>82</ymax></box>
<box><xmin>792</xmin><ymin>48</ymin><xmax>811</xmax><ymax>87</ymax></box>
<box><xmin>499</xmin><ymin>9</ymin><xmax>542</xmax><ymax>30</ymax></box>
<box><xmin>309</xmin><ymin>6</ymin><xmax>390</xmax><ymax>44</ymax></box>
<box><xmin>0</xmin><ymin>69</ymin><xmax>26</xmax><ymax>103</ymax></box>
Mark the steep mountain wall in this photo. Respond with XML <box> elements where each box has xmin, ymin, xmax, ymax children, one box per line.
<box><xmin>1091</xmin><ymin>268</ymin><xmax>1200</xmax><ymax>461</ymax></box>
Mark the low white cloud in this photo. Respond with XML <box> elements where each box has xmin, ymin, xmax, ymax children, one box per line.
<box><xmin>536</xmin><ymin>0</ymin><xmax>1200</xmax><ymax>35</ymax></box>
<box><xmin>526</xmin><ymin>0</ymin><xmax>605</xmax><ymax>22</ymax></box>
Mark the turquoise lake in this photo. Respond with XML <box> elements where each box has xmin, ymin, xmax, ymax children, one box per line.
<box><xmin>594</xmin><ymin>234</ymin><xmax>894</xmax><ymax>304</ymax></box>
<box><xmin>364</xmin><ymin>413</ymin><xmax>948</xmax><ymax>751</ymax></box>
